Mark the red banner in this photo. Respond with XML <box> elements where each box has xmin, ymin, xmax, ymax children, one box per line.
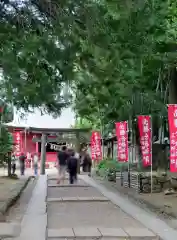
<box><xmin>13</xmin><ymin>131</ymin><xmax>22</xmax><ymax>156</ymax></box>
<box><xmin>168</xmin><ymin>104</ymin><xmax>177</xmax><ymax>172</ymax></box>
<box><xmin>137</xmin><ymin>116</ymin><xmax>152</xmax><ymax>167</ymax></box>
<box><xmin>115</xmin><ymin>121</ymin><xmax>129</xmax><ymax>162</ymax></box>
<box><xmin>90</xmin><ymin>131</ymin><xmax>102</xmax><ymax>161</ymax></box>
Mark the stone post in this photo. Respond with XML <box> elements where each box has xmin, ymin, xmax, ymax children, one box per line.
<box><xmin>40</xmin><ymin>133</ymin><xmax>46</xmax><ymax>175</ymax></box>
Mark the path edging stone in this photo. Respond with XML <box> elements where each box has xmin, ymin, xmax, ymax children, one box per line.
<box><xmin>48</xmin><ymin>184</ymin><xmax>90</xmax><ymax>187</ymax></box>
<box><xmin>47</xmin><ymin>196</ymin><xmax>109</xmax><ymax>202</ymax></box>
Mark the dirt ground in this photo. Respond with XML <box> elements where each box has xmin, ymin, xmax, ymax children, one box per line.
<box><xmin>6</xmin><ymin>178</ymin><xmax>36</xmax><ymax>223</ymax></box>
<box><xmin>0</xmin><ymin>176</ymin><xmax>30</xmax><ymax>220</ymax></box>
<box><xmin>137</xmin><ymin>191</ymin><xmax>177</xmax><ymax>217</ymax></box>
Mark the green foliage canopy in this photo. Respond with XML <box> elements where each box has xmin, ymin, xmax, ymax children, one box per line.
<box><xmin>0</xmin><ymin>0</ymin><xmax>177</xmax><ymax>126</ymax></box>
<box><xmin>0</xmin><ymin>126</ymin><xmax>13</xmax><ymax>166</ymax></box>
<box><xmin>73</xmin><ymin>0</ymin><xmax>177</xmax><ymax>132</ymax></box>
<box><xmin>0</xmin><ymin>0</ymin><xmax>77</xmax><ymax>115</ymax></box>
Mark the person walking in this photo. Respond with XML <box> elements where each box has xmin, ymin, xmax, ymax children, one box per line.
<box><xmin>19</xmin><ymin>152</ymin><xmax>26</xmax><ymax>176</ymax></box>
<box><xmin>57</xmin><ymin>146</ymin><xmax>68</xmax><ymax>184</ymax></box>
<box><xmin>82</xmin><ymin>149</ymin><xmax>92</xmax><ymax>176</ymax></box>
<box><xmin>11</xmin><ymin>154</ymin><xmax>16</xmax><ymax>175</ymax></box>
<box><xmin>87</xmin><ymin>152</ymin><xmax>92</xmax><ymax>176</ymax></box>
<box><xmin>33</xmin><ymin>153</ymin><xmax>39</xmax><ymax>176</ymax></box>
<box><xmin>67</xmin><ymin>150</ymin><xmax>78</xmax><ymax>184</ymax></box>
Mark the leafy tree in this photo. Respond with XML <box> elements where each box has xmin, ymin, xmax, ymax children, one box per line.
<box><xmin>0</xmin><ymin>0</ymin><xmax>77</xmax><ymax>115</ymax></box>
<box><xmin>73</xmin><ymin>0</ymin><xmax>177</xmax><ymax>136</ymax></box>
<box><xmin>0</xmin><ymin>99</ymin><xmax>14</xmax><ymax>123</ymax></box>
<box><xmin>0</xmin><ymin>126</ymin><xmax>13</xmax><ymax>176</ymax></box>
<box><xmin>71</xmin><ymin>117</ymin><xmax>95</xmax><ymax>129</ymax></box>
<box><xmin>0</xmin><ymin>100</ymin><xmax>14</xmax><ymax>176</ymax></box>
<box><xmin>1</xmin><ymin>0</ymin><xmax>177</xmax><ymax>131</ymax></box>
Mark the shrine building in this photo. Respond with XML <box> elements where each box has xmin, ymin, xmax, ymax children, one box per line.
<box><xmin>7</xmin><ymin>124</ymin><xmax>90</xmax><ymax>169</ymax></box>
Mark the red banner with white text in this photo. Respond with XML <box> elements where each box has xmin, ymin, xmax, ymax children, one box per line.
<box><xmin>13</xmin><ymin>131</ymin><xmax>22</xmax><ymax>157</ymax></box>
<box><xmin>90</xmin><ymin>131</ymin><xmax>102</xmax><ymax>161</ymax></box>
<box><xmin>115</xmin><ymin>121</ymin><xmax>129</xmax><ymax>162</ymax></box>
<box><xmin>137</xmin><ymin>115</ymin><xmax>152</xmax><ymax>167</ymax></box>
<box><xmin>168</xmin><ymin>104</ymin><xmax>177</xmax><ymax>172</ymax></box>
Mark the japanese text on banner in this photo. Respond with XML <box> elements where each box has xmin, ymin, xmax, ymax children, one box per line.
<box><xmin>137</xmin><ymin>116</ymin><xmax>152</xmax><ymax>167</ymax></box>
<box><xmin>90</xmin><ymin>131</ymin><xmax>102</xmax><ymax>161</ymax></box>
<box><xmin>168</xmin><ymin>104</ymin><xmax>177</xmax><ymax>172</ymax></box>
<box><xmin>13</xmin><ymin>132</ymin><xmax>22</xmax><ymax>157</ymax></box>
<box><xmin>115</xmin><ymin>121</ymin><xmax>129</xmax><ymax>162</ymax></box>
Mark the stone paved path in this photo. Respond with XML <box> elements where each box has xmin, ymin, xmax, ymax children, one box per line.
<box><xmin>46</xmin><ymin>174</ymin><xmax>157</xmax><ymax>239</ymax></box>
<box><xmin>1</xmin><ymin>170</ymin><xmax>171</xmax><ymax>239</ymax></box>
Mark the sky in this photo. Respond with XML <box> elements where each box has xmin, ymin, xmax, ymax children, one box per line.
<box><xmin>9</xmin><ymin>107</ymin><xmax>75</xmax><ymax>128</ymax></box>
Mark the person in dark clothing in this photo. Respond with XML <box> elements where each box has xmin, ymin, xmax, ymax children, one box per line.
<box><xmin>11</xmin><ymin>154</ymin><xmax>16</xmax><ymax>175</ymax></box>
<box><xmin>67</xmin><ymin>151</ymin><xmax>78</xmax><ymax>184</ymax></box>
<box><xmin>87</xmin><ymin>153</ymin><xmax>92</xmax><ymax>177</ymax></box>
<box><xmin>82</xmin><ymin>150</ymin><xmax>92</xmax><ymax>176</ymax></box>
<box><xmin>57</xmin><ymin>146</ymin><xmax>68</xmax><ymax>184</ymax></box>
<box><xmin>19</xmin><ymin>152</ymin><xmax>26</xmax><ymax>176</ymax></box>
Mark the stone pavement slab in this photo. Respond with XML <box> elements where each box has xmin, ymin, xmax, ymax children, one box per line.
<box><xmin>47</xmin><ymin>201</ymin><xmax>144</xmax><ymax>229</ymax></box>
<box><xmin>47</xmin><ymin>179</ymin><xmax>87</xmax><ymax>186</ymax></box>
<box><xmin>124</xmin><ymin>228</ymin><xmax>157</xmax><ymax>238</ymax></box>
<box><xmin>47</xmin><ymin>186</ymin><xmax>102</xmax><ymax>198</ymax></box>
<box><xmin>48</xmin><ymin>228</ymin><xmax>75</xmax><ymax>238</ymax></box>
<box><xmin>98</xmin><ymin>227</ymin><xmax>128</xmax><ymax>237</ymax></box>
<box><xmin>79</xmin><ymin>175</ymin><xmax>174</xmax><ymax>240</ymax></box>
<box><xmin>47</xmin><ymin>227</ymin><xmax>158</xmax><ymax>239</ymax></box>
<box><xmin>73</xmin><ymin>227</ymin><xmax>101</xmax><ymax>237</ymax></box>
<box><xmin>0</xmin><ymin>222</ymin><xmax>21</xmax><ymax>238</ymax></box>
<box><xmin>77</xmin><ymin>196</ymin><xmax>108</xmax><ymax>201</ymax></box>
<box><xmin>47</xmin><ymin>175</ymin><xmax>69</xmax><ymax>181</ymax></box>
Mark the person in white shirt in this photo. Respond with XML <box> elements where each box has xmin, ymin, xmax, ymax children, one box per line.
<box><xmin>33</xmin><ymin>153</ymin><xmax>39</xmax><ymax>176</ymax></box>
<box><xmin>74</xmin><ymin>152</ymin><xmax>79</xmax><ymax>159</ymax></box>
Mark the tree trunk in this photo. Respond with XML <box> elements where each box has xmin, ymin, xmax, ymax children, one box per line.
<box><xmin>7</xmin><ymin>153</ymin><xmax>11</xmax><ymax>177</ymax></box>
<box><xmin>169</xmin><ymin>68</ymin><xmax>177</xmax><ymax>104</ymax></box>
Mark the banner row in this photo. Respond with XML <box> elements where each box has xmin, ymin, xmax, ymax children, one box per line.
<box><xmin>91</xmin><ymin>104</ymin><xmax>177</xmax><ymax>173</ymax></box>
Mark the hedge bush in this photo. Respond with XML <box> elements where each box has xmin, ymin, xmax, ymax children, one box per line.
<box><xmin>97</xmin><ymin>158</ymin><xmax>129</xmax><ymax>171</ymax></box>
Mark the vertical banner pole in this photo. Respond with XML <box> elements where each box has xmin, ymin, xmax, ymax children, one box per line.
<box><xmin>115</xmin><ymin>121</ymin><xmax>129</xmax><ymax>187</ymax></box>
<box><xmin>129</xmin><ymin>118</ymin><xmax>133</xmax><ymax>166</ymax></box>
<box><xmin>138</xmin><ymin>115</ymin><xmax>153</xmax><ymax>193</ymax></box>
<box><xmin>91</xmin><ymin>131</ymin><xmax>102</xmax><ymax>168</ymax></box>
<box><xmin>24</xmin><ymin>128</ymin><xmax>27</xmax><ymax>153</ymax></box>
<box><xmin>127</xmin><ymin>121</ymin><xmax>130</xmax><ymax>188</ymax></box>
<box><xmin>150</xmin><ymin>115</ymin><xmax>153</xmax><ymax>194</ymax></box>
<box><xmin>167</xmin><ymin>104</ymin><xmax>177</xmax><ymax>174</ymax></box>
<box><xmin>133</xmin><ymin>121</ymin><xmax>137</xmax><ymax>167</ymax></box>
